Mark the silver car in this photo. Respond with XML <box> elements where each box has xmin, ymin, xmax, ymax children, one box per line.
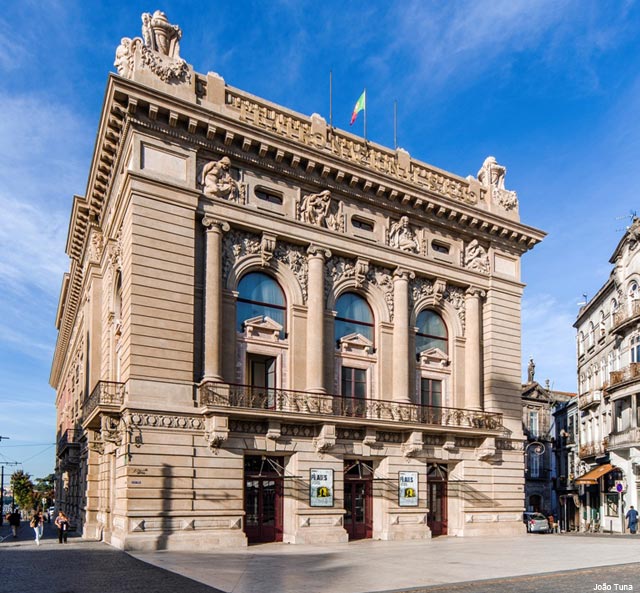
<box><xmin>523</xmin><ymin>512</ymin><xmax>549</xmax><ymax>533</ymax></box>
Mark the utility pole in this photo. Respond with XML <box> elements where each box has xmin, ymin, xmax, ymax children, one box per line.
<box><xmin>0</xmin><ymin>461</ymin><xmax>20</xmax><ymax>527</ymax></box>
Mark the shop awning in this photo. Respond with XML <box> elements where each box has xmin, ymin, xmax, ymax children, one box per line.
<box><xmin>574</xmin><ymin>463</ymin><xmax>615</xmax><ymax>485</ymax></box>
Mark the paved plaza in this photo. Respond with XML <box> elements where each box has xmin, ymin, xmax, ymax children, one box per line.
<box><xmin>3</xmin><ymin>523</ymin><xmax>640</xmax><ymax>593</ymax></box>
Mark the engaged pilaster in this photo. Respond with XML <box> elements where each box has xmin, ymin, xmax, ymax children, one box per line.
<box><xmin>306</xmin><ymin>245</ymin><xmax>331</xmax><ymax>393</ymax></box>
<box><xmin>393</xmin><ymin>268</ymin><xmax>414</xmax><ymax>402</ymax></box>
<box><xmin>202</xmin><ymin>216</ymin><xmax>230</xmax><ymax>382</ymax></box>
<box><xmin>465</xmin><ymin>286</ymin><xmax>486</xmax><ymax>410</ymax></box>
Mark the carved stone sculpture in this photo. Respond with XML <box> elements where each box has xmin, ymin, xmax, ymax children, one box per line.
<box><xmin>114</xmin><ymin>11</ymin><xmax>190</xmax><ymax>84</ymax></box>
<box><xmin>464</xmin><ymin>239</ymin><xmax>490</xmax><ymax>275</ymax></box>
<box><xmin>299</xmin><ymin>190</ymin><xmax>344</xmax><ymax>231</ymax></box>
<box><xmin>201</xmin><ymin>157</ymin><xmax>244</xmax><ymax>202</ymax></box>
<box><xmin>477</xmin><ymin>156</ymin><xmax>518</xmax><ymax>212</ymax></box>
<box><xmin>388</xmin><ymin>216</ymin><xmax>419</xmax><ymax>253</ymax></box>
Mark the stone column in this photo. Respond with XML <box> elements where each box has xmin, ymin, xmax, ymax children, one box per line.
<box><xmin>306</xmin><ymin>245</ymin><xmax>331</xmax><ymax>393</ymax></box>
<box><xmin>393</xmin><ymin>268</ymin><xmax>414</xmax><ymax>403</ymax></box>
<box><xmin>202</xmin><ymin>216</ymin><xmax>229</xmax><ymax>382</ymax></box>
<box><xmin>465</xmin><ymin>287</ymin><xmax>485</xmax><ymax>410</ymax></box>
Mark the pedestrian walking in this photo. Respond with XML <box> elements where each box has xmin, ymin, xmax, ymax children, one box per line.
<box><xmin>54</xmin><ymin>511</ymin><xmax>69</xmax><ymax>544</ymax></box>
<box><xmin>30</xmin><ymin>511</ymin><xmax>42</xmax><ymax>545</ymax></box>
<box><xmin>626</xmin><ymin>505</ymin><xmax>639</xmax><ymax>534</ymax></box>
<box><xmin>8</xmin><ymin>510</ymin><xmax>20</xmax><ymax>538</ymax></box>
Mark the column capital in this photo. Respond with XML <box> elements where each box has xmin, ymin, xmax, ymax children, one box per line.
<box><xmin>307</xmin><ymin>244</ymin><xmax>331</xmax><ymax>260</ymax></box>
<box><xmin>465</xmin><ymin>286</ymin><xmax>486</xmax><ymax>299</ymax></box>
<box><xmin>202</xmin><ymin>216</ymin><xmax>230</xmax><ymax>233</ymax></box>
<box><xmin>393</xmin><ymin>267</ymin><xmax>415</xmax><ymax>282</ymax></box>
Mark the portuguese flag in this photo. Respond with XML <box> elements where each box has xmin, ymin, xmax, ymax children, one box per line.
<box><xmin>350</xmin><ymin>90</ymin><xmax>366</xmax><ymax>125</ymax></box>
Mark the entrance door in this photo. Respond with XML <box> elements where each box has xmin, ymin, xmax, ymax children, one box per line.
<box><xmin>427</xmin><ymin>464</ymin><xmax>448</xmax><ymax>536</ymax></box>
<box><xmin>344</xmin><ymin>461</ymin><xmax>373</xmax><ymax>540</ymax></box>
<box><xmin>244</xmin><ymin>456</ymin><xmax>283</xmax><ymax>543</ymax></box>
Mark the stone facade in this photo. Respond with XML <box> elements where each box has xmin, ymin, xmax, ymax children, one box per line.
<box><xmin>574</xmin><ymin>217</ymin><xmax>640</xmax><ymax>533</ymax></box>
<box><xmin>51</xmin><ymin>12</ymin><xmax>545</xmax><ymax>550</ymax></box>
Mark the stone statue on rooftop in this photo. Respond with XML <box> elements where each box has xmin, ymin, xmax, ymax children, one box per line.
<box><xmin>477</xmin><ymin>156</ymin><xmax>518</xmax><ymax>213</ymax></box>
<box><xmin>114</xmin><ymin>11</ymin><xmax>190</xmax><ymax>84</ymax></box>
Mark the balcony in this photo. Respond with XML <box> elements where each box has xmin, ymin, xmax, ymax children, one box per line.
<box><xmin>57</xmin><ymin>428</ymin><xmax>82</xmax><ymax>454</ymax></box>
<box><xmin>198</xmin><ymin>382</ymin><xmax>503</xmax><ymax>432</ymax></box>
<box><xmin>578</xmin><ymin>389</ymin><xmax>602</xmax><ymax>410</ymax></box>
<box><xmin>612</xmin><ymin>300</ymin><xmax>640</xmax><ymax>331</ymax></box>
<box><xmin>610</xmin><ymin>363</ymin><xmax>640</xmax><ymax>388</ymax></box>
<box><xmin>608</xmin><ymin>427</ymin><xmax>640</xmax><ymax>450</ymax></box>
<box><xmin>579</xmin><ymin>438</ymin><xmax>608</xmax><ymax>459</ymax></box>
<box><xmin>82</xmin><ymin>381</ymin><xmax>125</xmax><ymax>427</ymax></box>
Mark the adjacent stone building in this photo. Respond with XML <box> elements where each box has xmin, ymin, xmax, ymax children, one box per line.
<box><xmin>574</xmin><ymin>217</ymin><xmax>640</xmax><ymax>533</ymax></box>
<box><xmin>51</xmin><ymin>11</ymin><xmax>544</xmax><ymax>550</ymax></box>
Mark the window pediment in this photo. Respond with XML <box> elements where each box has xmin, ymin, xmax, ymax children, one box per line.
<box><xmin>243</xmin><ymin>315</ymin><xmax>283</xmax><ymax>341</ymax></box>
<box><xmin>338</xmin><ymin>332</ymin><xmax>374</xmax><ymax>355</ymax></box>
<box><xmin>418</xmin><ymin>347</ymin><xmax>450</xmax><ymax>368</ymax></box>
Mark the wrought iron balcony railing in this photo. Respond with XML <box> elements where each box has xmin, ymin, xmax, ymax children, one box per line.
<box><xmin>578</xmin><ymin>389</ymin><xmax>602</xmax><ymax>409</ymax></box>
<box><xmin>83</xmin><ymin>381</ymin><xmax>125</xmax><ymax>420</ymax></box>
<box><xmin>610</xmin><ymin>363</ymin><xmax>640</xmax><ymax>387</ymax></box>
<box><xmin>198</xmin><ymin>382</ymin><xmax>503</xmax><ymax>431</ymax></box>
<box><xmin>613</xmin><ymin>300</ymin><xmax>640</xmax><ymax>330</ymax></box>
<box><xmin>57</xmin><ymin>428</ymin><xmax>81</xmax><ymax>453</ymax></box>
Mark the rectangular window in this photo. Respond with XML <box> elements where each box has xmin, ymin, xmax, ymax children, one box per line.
<box><xmin>248</xmin><ymin>355</ymin><xmax>277</xmax><ymax>408</ymax></box>
<box><xmin>528</xmin><ymin>411</ymin><xmax>539</xmax><ymax>437</ymax></box>
<box><xmin>341</xmin><ymin>367</ymin><xmax>367</xmax><ymax>418</ymax></box>
<box><xmin>420</xmin><ymin>378</ymin><xmax>442</xmax><ymax>408</ymax></box>
<box><xmin>431</xmin><ymin>241</ymin><xmax>450</xmax><ymax>255</ymax></box>
<box><xmin>255</xmin><ymin>188</ymin><xmax>283</xmax><ymax>205</ymax></box>
<box><xmin>351</xmin><ymin>217</ymin><xmax>374</xmax><ymax>232</ymax></box>
<box><xmin>529</xmin><ymin>451</ymin><xmax>541</xmax><ymax>478</ymax></box>
<box><xmin>615</xmin><ymin>397</ymin><xmax>632</xmax><ymax>433</ymax></box>
<box><xmin>605</xmin><ymin>494</ymin><xmax>619</xmax><ymax>517</ymax></box>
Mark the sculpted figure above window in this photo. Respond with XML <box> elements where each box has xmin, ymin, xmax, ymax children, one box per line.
<box><xmin>299</xmin><ymin>190</ymin><xmax>343</xmax><ymax>231</ymax></box>
<box><xmin>389</xmin><ymin>216</ymin><xmax>419</xmax><ymax>253</ymax></box>
<box><xmin>201</xmin><ymin>157</ymin><xmax>244</xmax><ymax>202</ymax></box>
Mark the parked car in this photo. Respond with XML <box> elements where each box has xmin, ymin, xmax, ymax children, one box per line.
<box><xmin>523</xmin><ymin>512</ymin><xmax>550</xmax><ymax>533</ymax></box>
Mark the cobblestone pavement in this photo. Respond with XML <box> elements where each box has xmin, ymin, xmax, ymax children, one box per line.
<box><xmin>3</xmin><ymin>523</ymin><xmax>640</xmax><ymax>593</ymax></box>
<box><xmin>0</xmin><ymin>523</ymin><xmax>222</xmax><ymax>593</ymax></box>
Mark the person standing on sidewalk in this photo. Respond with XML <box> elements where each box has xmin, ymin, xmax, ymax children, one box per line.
<box><xmin>626</xmin><ymin>506</ymin><xmax>638</xmax><ymax>534</ymax></box>
<box><xmin>30</xmin><ymin>511</ymin><xmax>43</xmax><ymax>545</ymax></box>
<box><xmin>8</xmin><ymin>510</ymin><xmax>20</xmax><ymax>538</ymax></box>
<box><xmin>54</xmin><ymin>511</ymin><xmax>69</xmax><ymax>544</ymax></box>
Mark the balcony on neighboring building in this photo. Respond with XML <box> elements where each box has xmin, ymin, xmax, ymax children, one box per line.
<box><xmin>57</xmin><ymin>428</ymin><xmax>81</xmax><ymax>453</ymax></box>
<box><xmin>198</xmin><ymin>382</ymin><xmax>503</xmax><ymax>433</ymax></box>
<box><xmin>82</xmin><ymin>381</ymin><xmax>125</xmax><ymax>428</ymax></box>
<box><xmin>579</xmin><ymin>438</ymin><xmax>608</xmax><ymax>459</ymax></box>
<box><xmin>612</xmin><ymin>300</ymin><xmax>640</xmax><ymax>332</ymax></box>
<box><xmin>608</xmin><ymin>427</ymin><xmax>640</xmax><ymax>451</ymax></box>
<box><xmin>610</xmin><ymin>363</ymin><xmax>640</xmax><ymax>389</ymax></box>
<box><xmin>578</xmin><ymin>389</ymin><xmax>602</xmax><ymax>410</ymax></box>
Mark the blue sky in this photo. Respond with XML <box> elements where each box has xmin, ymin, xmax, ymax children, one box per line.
<box><xmin>2</xmin><ymin>0</ymin><xmax>640</xmax><ymax>478</ymax></box>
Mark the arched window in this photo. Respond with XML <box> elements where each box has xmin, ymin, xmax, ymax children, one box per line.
<box><xmin>416</xmin><ymin>310</ymin><xmax>448</xmax><ymax>355</ymax></box>
<box><xmin>237</xmin><ymin>272</ymin><xmax>286</xmax><ymax>333</ymax></box>
<box><xmin>335</xmin><ymin>293</ymin><xmax>374</xmax><ymax>342</ymax></box>
<box><xmin>629</xmin><ymin>281</ymin><xmax>639</xmax><ymax>302</ymax></box>
<box><xmin>588</xmin><ymin>322</ymin><xmax>595</xmax><ymax>348</ymax></box>
<box><xmin>578</xmin><ymin>332</ymin><xmax>585</xmax><ymax>356</ymax></box>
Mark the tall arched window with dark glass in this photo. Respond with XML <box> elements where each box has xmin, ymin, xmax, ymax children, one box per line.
<box><xmin>335</xmin><ymin>293</ymin><xmax>374</xmax><ymax>343</ymax></box>
<box><xmin>237</xmin><ymin>272</ymin><xmax>286</xmax><ymax>336</ymax></box>
<box><xmin>416</xmin><ymin>310</ymin><xmax>448</xmax><ymax>355</ymax></box>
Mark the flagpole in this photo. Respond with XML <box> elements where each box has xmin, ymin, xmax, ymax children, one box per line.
<box><xmin>394</xmin><ymin>100</ymin><xmax>397</xmax><ymax>149</ymax></box>
<box><xmin>364</xmin><ymin>87</ymin><xmax>367</xmax><ymax>142</ymax></box>
<box><xmin>329</xmin><ymin>70</ymin><xmax>333</xmax><ymax>128</ymax></box>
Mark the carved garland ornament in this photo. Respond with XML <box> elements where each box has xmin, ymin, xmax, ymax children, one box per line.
<box><xmin>114</xmin><ymin>11</ymin><xmax>190</xmax><ymax>84</ymax></box>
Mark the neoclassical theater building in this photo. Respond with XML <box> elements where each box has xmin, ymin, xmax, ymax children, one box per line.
<box><xmin>51</xmin><ymin>12</ymin><xmax>544</xmax><ymax>550</ymax></box>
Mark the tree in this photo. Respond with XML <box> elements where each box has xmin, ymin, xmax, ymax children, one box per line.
<box><xmin>10</xmin><ymin>470</ymin><xmax>35</xmax><ymax>511</ymax></box>
<box><xmin>34</xmin><ymin>473</ymin><xmax>55</xmax><ymax>507</ymax></box>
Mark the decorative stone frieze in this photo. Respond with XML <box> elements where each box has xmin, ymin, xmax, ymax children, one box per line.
<box><xmin>273</xmin><ymin>243</ymin><xmax>308</xmax><ymax>302</ymax></box>
<box><xmin>229</xmin><ymin>420</ymin><xmax>268</xmax><ymax>434</ymax></box>
<box><xmin>222</xmin><ymin>229</ymin><xmax>261</xmax><ymax>281</ymax></box>
<box><xmin>128</xmin><ymin>412</ymin><xmax>203</xmax><ymax>430</ymax></box>
<box><xmin>377</xmin><ymin>431</ymin><xmax>404</xmax><ymax>444</ymax></box>
<box><xmin>281</xmin><ymin>424</ymin><xmax>317</xmax><ymax>438</ymax></box>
